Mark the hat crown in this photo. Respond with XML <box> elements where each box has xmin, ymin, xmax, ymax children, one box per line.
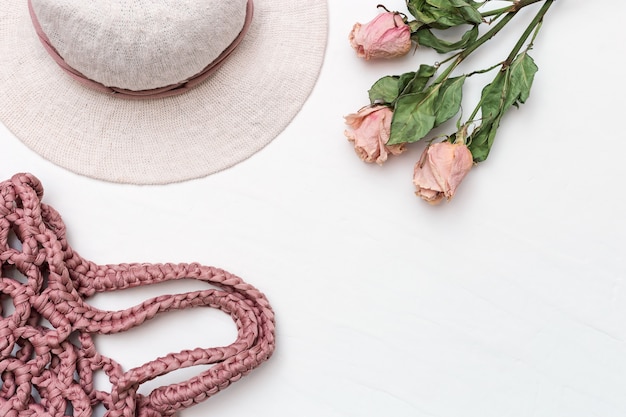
<box><xmin>30</xmin><ymin>0</ymin><xmax>248</xmax><ymax>91</ymax></box>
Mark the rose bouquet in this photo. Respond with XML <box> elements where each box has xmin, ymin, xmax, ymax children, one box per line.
<box><xmin>344</xmin><ymin>0</ymin><xmax>554</xmax><ymax>204</ymax></box>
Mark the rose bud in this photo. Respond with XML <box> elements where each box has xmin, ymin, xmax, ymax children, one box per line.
<box><xmin>344</xmin><ymin>105</ymin><xmax>406</xmax><ymax>165</ymax></box>
<box><xmin>349</xmin><ymin>12</ymin><xmax>412</xmax><ymax>60</ymax></box>
<box><xmin>413</xmin><ymin>141</ymin><xmax>473</xmax><ymax>204</ymax></box>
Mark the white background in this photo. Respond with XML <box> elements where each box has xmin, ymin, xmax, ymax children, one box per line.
<box><xmin>2</xmin><ymin>1</ymin><xmax>626</xmax><ymax>416</ymax></box>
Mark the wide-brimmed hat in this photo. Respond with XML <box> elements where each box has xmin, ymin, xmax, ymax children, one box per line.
<box><xmin>0</xmin><ymin>0</ymin><xmax>327</xmax><ymax>184</ymax></box>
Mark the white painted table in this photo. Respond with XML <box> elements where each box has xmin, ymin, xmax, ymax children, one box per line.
<box><xmin>1</xmin><ymin>1</ymin><xmax>625</xmax><ymax>416</ymax></box>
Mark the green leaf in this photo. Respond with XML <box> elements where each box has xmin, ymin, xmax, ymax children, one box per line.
<box><xmin>388</xmin><ymin>87</ymin><xmax>440</xmax><ymax>145</ymax></box>
<box><xmin>367</xmin><ymin>65</ymin><xmax>437</xmax><ymax>105</ymax></box>
<box><xmin>468</xmin><ymin>53</ymin><xmax>539</xmax><ymax>162</ymax></box>
<box><xmin>400</xmin><ymin>64</ymin><xmax>437</xmax><ymax>96</ymax></box>
<box><xmin>506</xmin><ymin>52</ymin><xmax>538</xmax><ymax>108</ymax></box>
<box><xmin>427</xmin><ymin>13</ymin><xmax>467</xmax><ymax>29</ymax></box>
<box><xmin>407</xmin><ymin>0</ymin><xmax>484</xmax><ymax>28</ymax></box>
<box><xmin>422</xmin><ymin>0</ymin><xmax>483</xmax><ymax>28</ymax></box>
<box><xmin>414</xmin><ymin>25</ymin><xmax>478</xmax><ymax>53</ymax></box>
<box><xmin>408</xmin><ymin>20</ymin><xmax>425</xmax><ymax>32</ymax></box>
<box><xmin>407</xmin><ymin>0</ymin><xmax>427</xmax><ymax>18</ymax></box>
<box><xmin>449</xmin><ymin>0</ymin><xmax>484</xmax><ymax>24</ymax></box>
<box><xmin>388</xmin><ymin>72</ymin><xmax>466</xmax><ymax>145</ymax></box>
<box><xmin>387</xmin><ymin>79</ymin><xmax>441</xmax><ymax>145</ymax></box>
<box><xmin>369</xmin><ymin>76</ymin><xmax>402</xmax><ymax>105</ymax></box>
<box><xmin>479</xmin><ymin>70</ymin><xmax>508</xmax><ymax>122</ymax></box>
<box><xmin>467</xmin><ymin>70</ymin><xmax>509</xmax><ymax>161</ymax></box>
<box><xmin>468</xmin><ymin>116</ymin><xmax>500</xmax><ymax>162</ymax></box>
<box><xmin>434</xmin><ymin>75</ymin><xmax>466</xmax><ymax>126</ymax></box>
<box><xmin>409</xmin><ymin>0</ymin><xmax>458</xmax><ymax>28</ymax></box>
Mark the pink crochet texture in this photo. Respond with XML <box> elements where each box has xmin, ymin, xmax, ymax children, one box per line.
<box><xmin>0</xmin><ymin>173</ymin><xmax>276</xmax><ymax>416</ymax></box>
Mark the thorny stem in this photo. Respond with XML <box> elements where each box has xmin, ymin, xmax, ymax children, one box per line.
<box><xmin>503</xmin><ymin>0</ymin><xmax>553</xmax><ymax>67</ymax></box>
<box><xmin>433</xmin><ymin>0</ymin><xmax>552</xmax><ymax>70</ymax></box>
<box><xmin>465</xmin><ymin>0</ymin><xmax>554</xmax><ymax>123</ymax></box>
<box><xmin>431</xmin><ymin>11</ymin><xmax>516</xmax><ymax>85</ymax></box>
<box><xmin>511</xmin><ymin>0</ymin><xmax>546</xmax><ymax>12</ymax></box>
<box><xmin>481</xmin><ymin>0</ymin><xmax>546</xmax><ymax>18</ymax></box>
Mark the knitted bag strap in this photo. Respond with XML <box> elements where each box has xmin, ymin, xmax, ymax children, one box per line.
<box><xmin>0</xmin><ymin>173</ymin><xmax>276</xmax><ymax>417</ymax></box>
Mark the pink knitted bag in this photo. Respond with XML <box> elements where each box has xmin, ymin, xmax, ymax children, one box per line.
<box><xmin>0</xmin><ymin>173</ymin><xmax>276</xmax><ymax>416</ymax></box>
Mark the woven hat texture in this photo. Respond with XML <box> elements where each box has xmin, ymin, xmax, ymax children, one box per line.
<box><xmin>0</xmin><ymin>0</ymin><xmax>328</xmax><ymax>184</ymax></box>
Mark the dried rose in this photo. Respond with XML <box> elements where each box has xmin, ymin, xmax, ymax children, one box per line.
<box><xmin>413</xmin><ymin>142</ymin><xmax>473</xmax><ymax>204</ymax></box>
<box><xmin>349</xmin><ymin>12</ymin><xmax>412</xmax><ymax>60</ymax></box>
<box><xmin>344</xmin><ymin>106</ymin><xmax>406</xmax><ymax>165</ymax></box>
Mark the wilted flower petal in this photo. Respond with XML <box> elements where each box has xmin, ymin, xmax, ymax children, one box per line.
<box><xmin>413</xmin><ymin>142</ymin><xmax>473</xmax><ymax>204</ymax></box>
<box><xmin>349</xmin><ymin>12</ymin><xmax>412</xmax><ymax>60</ymax></box>
<box><xmin>344</xmin><ymin>106</ymin><xmax>405</xmax><ymax>165</ymax></box>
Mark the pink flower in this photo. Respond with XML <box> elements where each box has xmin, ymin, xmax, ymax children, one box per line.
<box><xmin>344</xmin><ymin>106</ymin><xmax>406</xmax><ymax>164</ymax></box>
<box><xmin>349</xmin><ymin>12</ymin><xmax>412</xmax><ymax>60</ymax></box>
<box><xmin>413</xmin><ymin>142</ymin><xmax>473</xmax><ymax>204</ymax></box>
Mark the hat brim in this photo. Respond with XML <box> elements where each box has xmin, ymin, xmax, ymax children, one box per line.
<box><xmin>0</xmin><ymin>1</ymin><xmax>328</xmax><ymax>184</ymax></box>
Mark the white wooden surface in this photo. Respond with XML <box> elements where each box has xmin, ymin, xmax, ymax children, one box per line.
<box><xmin>2</xmin><ymin>1</ymin><xmax>626</xmax><ymax>416</ymax></box>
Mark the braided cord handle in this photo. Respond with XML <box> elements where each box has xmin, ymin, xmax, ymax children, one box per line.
<box><xmin>0</xmin><ymin>173</ymin><xmax>276</xmax><ymax>417</ymax></box>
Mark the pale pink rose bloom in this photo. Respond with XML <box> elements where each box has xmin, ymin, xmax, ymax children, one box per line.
<box><xmin>344</xmin><ymin>106</ymin><xmax>406</xmax><ymax>165</ymax></box>
<box><xmin>349</xmin><ymin>12</ymin><xmax>412</xmax><ymax>60</ymax></box>
<box><xmin>413</xmin><ymin>142</ymin><xmax>473</xmax><ymax>204</ymax></box>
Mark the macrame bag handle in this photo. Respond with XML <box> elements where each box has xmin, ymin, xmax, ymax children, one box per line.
<box><xmin>0</xmin><ymin>173</ymin><xmax>275</xmax><ymax>417</ymax></box>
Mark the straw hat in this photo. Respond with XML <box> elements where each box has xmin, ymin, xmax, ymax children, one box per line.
<box><xmin>0</xmin><ymin>0</ymin><xmax>327</xmax><ymax>184</ymax></box>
